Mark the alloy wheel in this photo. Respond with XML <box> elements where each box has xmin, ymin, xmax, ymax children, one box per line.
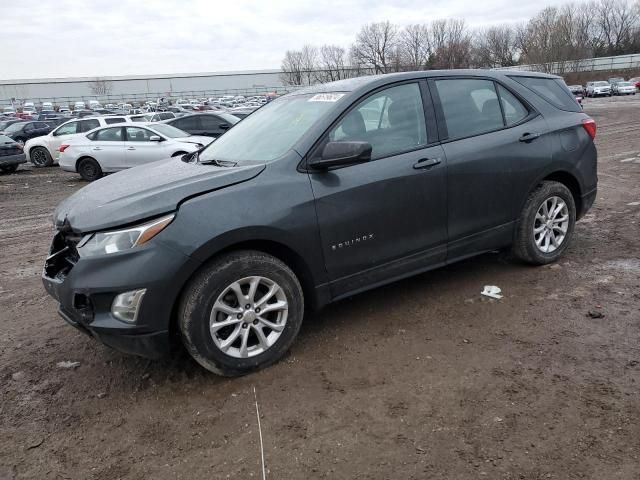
<box><xmin>209</xmin><ymin>276</ymin><xmax>288</xmax><ymax>358</ymax></box>
<box><xmin>533</xmin><ymin>196</ymin><xmax>569</xmax><ymax>253</ymax></box>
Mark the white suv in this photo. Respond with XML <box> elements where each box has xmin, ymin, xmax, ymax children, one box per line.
<box><xmin>25</xmin><ymin>116</ymin><xmax>132</xmax><ymax>167</ymax></box>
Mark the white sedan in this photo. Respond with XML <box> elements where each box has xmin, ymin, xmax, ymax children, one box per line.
<box><xmin>58</xmin><ymin>123</ymin><xmax>213</xmax><ymax>181</ymax></box>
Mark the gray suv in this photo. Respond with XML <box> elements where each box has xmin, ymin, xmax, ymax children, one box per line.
<box><xmin>43</xmin><ymin>70</ymin><xmax>597</xmax><ymax>376</ymax></box>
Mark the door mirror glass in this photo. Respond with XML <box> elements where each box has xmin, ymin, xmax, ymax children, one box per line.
<box><xmin>309</xmin><ymin>141</ymin><xmax>372</xmax><ymax>170</ymax></box>
<box><xmin>149</xmin><ymin>135</ymin><xmax>162</xmax><ymax>142</ymax></box>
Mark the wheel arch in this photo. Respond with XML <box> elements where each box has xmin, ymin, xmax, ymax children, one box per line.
<box><xmin>75</xmin><ymin>155</ymin><xmax>98</xmax><ymax>172</ymax></box>
<box><xmin>168</xmin><ymin>237</ymin><xmax>324</xmax><ymax>341</ymax></box>
<box><xmin>541</xmin><ymin>170</ymin><xmax>583</xmax><ymax>218</ymax></box>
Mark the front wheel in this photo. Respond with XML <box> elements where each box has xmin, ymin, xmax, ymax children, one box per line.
<box><xmin>179</xmin><ymin>250</ymin><xmax>304</xmax><ymax>376</ymax></box>
<box><xmin>77</xmin><ymin>157</ymin><xmax>103</xmax><ymax>182</ymax></box>
<box><xmin>512</xmin><ymin>181</ymin><xmax>576</xmax><ymax>265</ymax></box>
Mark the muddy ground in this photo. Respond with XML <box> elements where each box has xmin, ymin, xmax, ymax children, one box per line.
<box><xmin>1</xmin><ymin>97</ymin><xmax>639</xmax><ymax>480</ymax></box>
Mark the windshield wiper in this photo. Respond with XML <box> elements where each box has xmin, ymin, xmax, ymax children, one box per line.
<box><xmin>199</xmin><ymin>158</ymin><xmax>237</xmax><ymax>167</ymax></box>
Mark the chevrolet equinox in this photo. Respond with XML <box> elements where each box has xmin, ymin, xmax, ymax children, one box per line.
<box><xmin>43</xmin><ymin>71</ymin><xmax>598</xmax><ymax>376</ymax></box>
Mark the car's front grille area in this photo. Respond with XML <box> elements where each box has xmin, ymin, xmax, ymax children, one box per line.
<box><xmin>44</xmin><ymin>230</ymin><xmax>82</xmax><ymax>280</ymax></box>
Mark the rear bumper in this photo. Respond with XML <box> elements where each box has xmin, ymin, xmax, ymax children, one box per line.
<box><xmin>0</xmin><ymin>153</ymin><xmax>26</xmax><ymax>167</ymax></box>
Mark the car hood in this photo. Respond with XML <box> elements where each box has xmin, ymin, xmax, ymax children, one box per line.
<box><xmin>54</xmin><ymin>158</ymin><xmax>265</xmax><ymax>233</ymax></box>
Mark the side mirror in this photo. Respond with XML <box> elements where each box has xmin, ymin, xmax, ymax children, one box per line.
<box><xmin>309</xmin><ymin>141</ymin><xmax>372</xmax><ymax>170</ymax></box>
<box><xmin>219</xmin><ymin>123</ymin><xmax>230</xmax><ymax>130</ymax></box>
<box><xmin>149</xmin><ymin>135</ymin><xmax>162</xmax><ymax>142</ymax></box>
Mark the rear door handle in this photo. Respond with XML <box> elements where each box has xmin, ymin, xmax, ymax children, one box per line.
<box><xmin>127</xmin><ymin>147</ymin><xmax>136</xmax><ymax>150</ymax></box>
<box><xmin>413</xmin><ymin>157</ymin><xmax>442</xmax><ymax>170</ymax></box>
<box><xmin>519</xmin><ymin>132</ymin><xmax>541</xmax><ymax>142</ymax></box>
<box><xmin>92</xmin><ymin>147</ymin><xmax>102</xmax><ymax>151</ymax></box>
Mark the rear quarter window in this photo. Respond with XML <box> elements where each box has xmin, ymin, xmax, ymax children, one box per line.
<box><xmin>509</xmin><ymin>76</ymin><xmax>581</xmax><ymax>112</ymax></box>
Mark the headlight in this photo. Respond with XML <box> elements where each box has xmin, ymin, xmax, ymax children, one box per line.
<box><xmin>77</xmin><ymin>214</ymin><xmax>175</xmax><ymax>258</ymax></box>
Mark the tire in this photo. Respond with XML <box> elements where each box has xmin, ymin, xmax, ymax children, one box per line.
<box><xmin>512</xmin><ymin>181</ymin><xmax>576</xmax><ymax>265</ymax></box>
<box><xmin>77</xmin><ymin>157</ymin><xmax>103</xmax><ymax>182</ymax></box>
<box><xmin>30</xmin><ymin>146</ymin><xmax>53</xmax><ymax>167</ymax></box>
<box><xmin>179</xmin><ymin>250</ymin><xmax>304</xmax><ymax>376</ymax></box>
<box><xmin>0</xmin><ymin>164</ymin><xmax>19</xmax><ymax>174</ymax></box>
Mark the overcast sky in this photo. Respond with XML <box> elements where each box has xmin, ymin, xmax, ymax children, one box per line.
<box><xmin>1</xmin><ymin>0</ymin><xmax>581</xmax><ymax>80</ymax></box>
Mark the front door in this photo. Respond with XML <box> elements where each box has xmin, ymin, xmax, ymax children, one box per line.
<box><xmin>124</xmin><ymin>127</ymin><xmax>169</xmax><ymax>167</ymax></box>
<box><xmin>308</xmin><ymin>81</ymin><xmax>448</xmax><ymax>298</ymax></box>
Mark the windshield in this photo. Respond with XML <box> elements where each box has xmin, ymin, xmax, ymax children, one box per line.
<box><xmin>4</xmin><ymin>122</ymin><xmax>25</xmax><ymax>133</ymax></box>
<box><xmin>199</xmin><ymin>93</ymin><xmax>342</xmax><ymax>163</ymax></box>
<box><xmin>618</xmin><ymin>82</ymin><xmax>632</xmax><ymax>86</ymax></box>
<box><xmin>149</xmin><ymin>123</ymin><xmax>189</xmax><ymax>138</ymax></box>
<box><xmin>595</xmin><ymin>82</ymin><xmax>609</xmax><ymax>86</ymax></box>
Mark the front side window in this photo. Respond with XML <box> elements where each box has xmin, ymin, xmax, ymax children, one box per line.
<box><xmin>92</xmin><ymin>127</ymin><xmax>123</xmax><ymax>141</ymax></box>
<box><xmin>327</xmin><ymin>83</ymin><xmax>427</xmax><ymax>160</ymax></box>
<box><xmin>435</xmin><ymin>79</ymin><xmax>504</xmax><ymax>140</ymax></box>
<box><xmin>497</xmin><ymin>85</ymin><xmax>529</xmax><ymax>126</ymax></box>
<box><xmin>79</xmin><ymin>119</ymin><xmax>100</xmax><ymax>132</ymax></box>
<box><xmin>198</xmin><ymin>93</ymin><xmax>341</xmax><ymax>163</ymax></box>
<box><xmin>54</xmin><ymin>122</ymin><xmax>78</xmax><ymax>136</ymax></box>
<box><xmin>125</xmin><ymin>127</ymin><xmax>155</xmax><ymax>142</ymax></box>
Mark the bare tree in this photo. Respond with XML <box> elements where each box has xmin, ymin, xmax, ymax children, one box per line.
<box><xmin>399</xmin><ymin>24</ymin><xmax>430</xmax><ymax>70</ymax></box>
<box><xmin>280</xmin><ymin>49</ymin><xmax>305</xmax><ymax>85</ymax></box>
<box><xmin>594</xmin><ymin>0</ymin><xmax>640</xmax><ymax>54</ymax></box>
<box><xmin>352</xmin><ymin>21</ymin><xmax>399</xmax><ymax>73</ymax></box>
<box><xmin>300</xmin><ymin>45</ymin><xmax>318</xmax><ymax>85</ymax></box>
<box><xmin>430</xmin><ymin>19</ymin><xmax>473</xmax><ymax>69</ymax></box>
<box><xmin>474</xmin><ymin>26</ymin><xmax>518</xmax><ymax>68</ymax></box>
<box><xmin>318</xmin><ymin>45</ymin><xmax>348</xmax><ymax>82</ymax></box>
<box><xmin>88</xmin><ymin>78</ymin><xmax>113</xmax><ymax>96</ymax></box>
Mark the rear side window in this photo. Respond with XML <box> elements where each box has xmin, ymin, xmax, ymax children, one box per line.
<box><xmin>173</xmin><ymin>116</ymin><xmax>200</xmax><ymax>130</ymax></box>
<box><xmin>90</xmin><ymin>127</ymin><xmax>123</xmax><ymax>141</ymax></box>
<box><xmin>497</xmin><ymin>85</ymin><xmax>529</xmax><ymax>126</ymax></box>
<box><xmin>510</xmin><ymin>76</ymin><xmax>581</xmax><ymax>112</ymax></box>
<box><xmin>54</xmin><ymin>122</ymin><xmax>78</xmax><ymax>136</ymax></box>
<box><xmin>435</xmin><ymin>79</ymin><xmax>504</xmax><ymax>140</ymax></box>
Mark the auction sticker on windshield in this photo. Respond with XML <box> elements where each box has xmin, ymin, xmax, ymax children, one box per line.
<box><xmin>308</xmin><ymin>93</ymin><xmax>345</xmax><ymax>102</ymax></box>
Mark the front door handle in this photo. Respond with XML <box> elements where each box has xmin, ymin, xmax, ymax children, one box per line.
<box><xmin>127</xmin><ymin>147</ymin><xmax>136</xmax><ymax>150</ymax></box>
<box><xmin>92</xmin><ymin>147</ymin><xmax>102</xmax><ymax>151</ymax></box>
<box><xmin>413</xmin><ymin>157</ymin><xmax>442</xmax><ymax>170</ymax></box>
<box><xmin>519</xmin><ymin>132</ymin><xmax>541</xmax><ymax>143</ymax></box>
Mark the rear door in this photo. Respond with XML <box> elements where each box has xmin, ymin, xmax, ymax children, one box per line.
<box><xmin>430</xmin><ymin>77</ymin><xmax>551</xmax><ymax>258</ymax></box>
<box><xmin>309</xmin><ymin>81</ymin><xmax>448</xmax><ymax>297</ymax></box>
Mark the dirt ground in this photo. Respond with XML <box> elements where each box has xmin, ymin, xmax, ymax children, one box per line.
<box><xmin>1</xmin><ymin>97</ymin><xmax>639</xmax><ymax>480</ymax></box>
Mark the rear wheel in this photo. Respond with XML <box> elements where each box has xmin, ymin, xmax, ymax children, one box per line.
<box><xmin>77</xmin><ymin>157</ymin><xmax>103</xmax><ymax>182</ymax></box>
<box><xmin>512</xmin><ymin>181</ymin><xmax>576</xmax><ymax>265</ymax></box>
<box><xmin>0</xmin><ymin>164</ymin><xmax>18</xmax><ymax>174</ymax></box>
<box><xmin>179</xmin><ymin>250</ymin><xmax>304</xmax><ymax>376</ymax></box>
<box><xmin>30</xmin><ymin>146</ymin><xmax>53</xmax><ymax>167</ymax></box>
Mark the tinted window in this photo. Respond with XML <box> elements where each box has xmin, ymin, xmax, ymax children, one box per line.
<box><xmin>125</xmin><ymin>127</ymin><xmax>154</xmax><ymax>142</ymax></box>
<box><xmin>497</xmin><ymin>85</ymin><xmax>529</xmax><ymax>126</ymax></box>
<box><xmin>105</xmin><ymin>117</ymin><xmax>125</xmax><ymax>124</ymax></box>
<box><xmin>54</xmin><ymin>122</ymin><xmax>78</xmax><ymax>136</ymax></box>
<box><xmin>92</xmin><ymin>127</ymin><xmax>123</xmax><ymax>141</ymax></box>
<box><xmin>328</xmin><ymin>83</ymin><xmax>427</xmax><ymax>160</ymax></box>
<box><xmin>173</xmin><ymin>116</ymin><xmax>200</xmax><ymax>131</ymax></box>
<box><xmin>79</xmin><ymin>119</ymin><xmax>100</xmax><ymax>132</ymax></box>
<box><xmin>200</xmin><ymin>115</ymin><xmax>223</xmax><ymax>130</ymax></box>
<box><xmin>35</xmin><ymin>122</ymin><xmax>50</xmax><ymax>129</ymax></box>
<box><xmin>510</xmin><ymin>76</ymin><xmax>581</xmax><ymax>112</ymax></box>
<box><xmin>435</xmin><ymin>79</ymin><xmax>503</xmax><ymax>139</ymax></box>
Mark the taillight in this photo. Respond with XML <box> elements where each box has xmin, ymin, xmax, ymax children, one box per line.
<box><xmin>59</xmin><ymin>144</ymin><xmax>70</xmax><ymax>153</ymax></box>
<box><xmin>582</xmin><ymin>118</ymin><xmax>596</xmax><ymax>140</ymax></box>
